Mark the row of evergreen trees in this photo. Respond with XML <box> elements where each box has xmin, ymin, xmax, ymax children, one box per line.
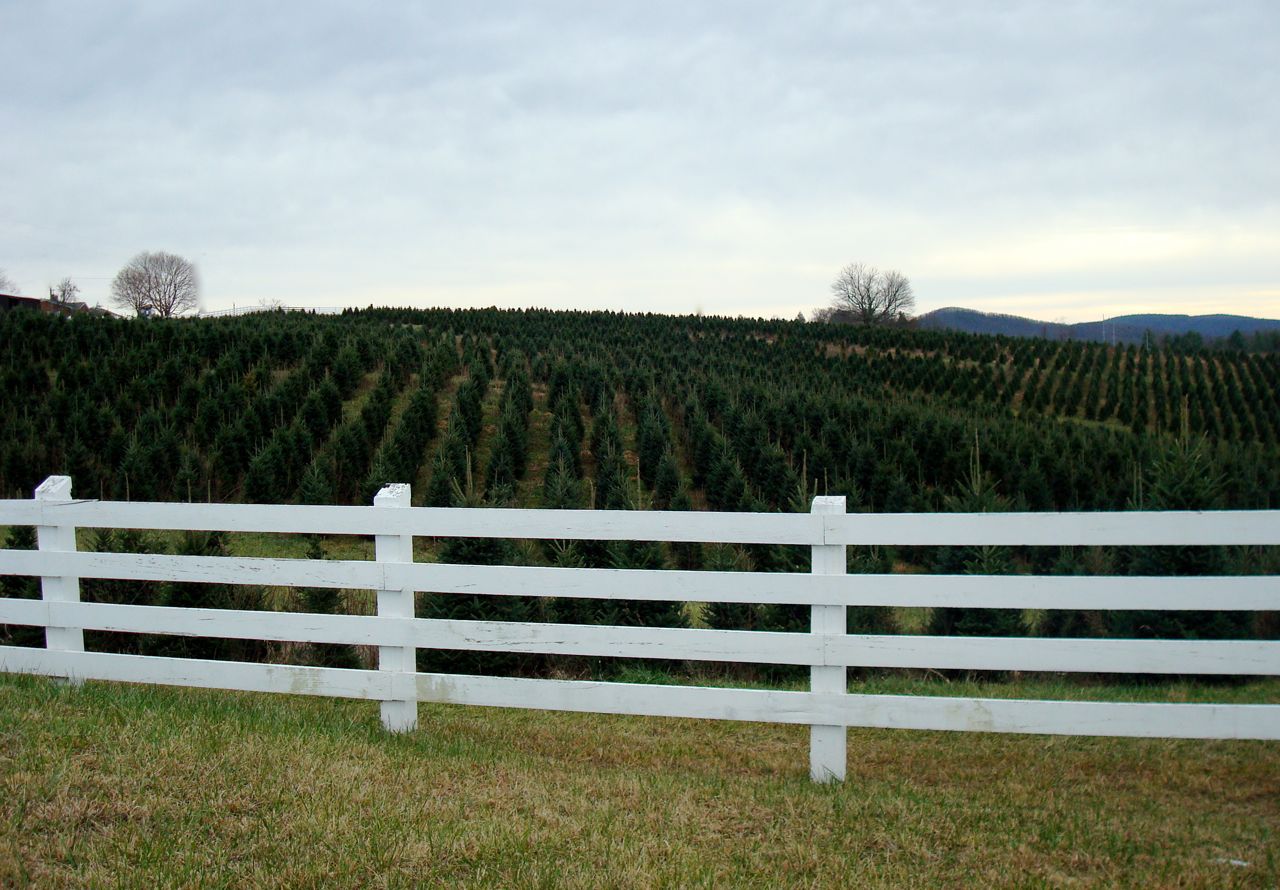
<box><xmin>5</xmin><ymin>307</ymin><xmax>1278</xmax><ymax>510</ymax></box>
<box><xmin>3</xmin><ymin>307</ymin><xmax>1278</xmax><ymax>679</ymax></box>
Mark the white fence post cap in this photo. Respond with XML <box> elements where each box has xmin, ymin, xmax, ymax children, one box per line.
<box><xmin>35</xmin><ymin>476</ymin><xmax>73</xmax><ymax>500</ymax></box>
<box><xmin>811</xmin><ymin>495</ymin><xmax>846</xmax><ymax>513</ymax></box>
<box><xmin>374</xmin><ymin>483</ymin><xmax>411</xmax><ymax>507</ymax></box>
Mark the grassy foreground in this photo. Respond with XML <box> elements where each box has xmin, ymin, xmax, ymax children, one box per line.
<box><xmin>2</xmin><ymin>674</ymin><xmax>1278</xmax><ymax>888</ymax></box>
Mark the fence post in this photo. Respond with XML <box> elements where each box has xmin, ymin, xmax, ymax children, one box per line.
<box><xmin>810</xmin><ymin>495</ymin><xmax>847</xmax><ymax>782</ymax></box>
<box><xmin>374</xmin><ymin>483</ymin><xmax>417</xmax><ymax>732</ymax></box>
<box><xmin>35</xmin><ymin>476</ymin><xmax>84</xmax><ymax>685</ymax></box>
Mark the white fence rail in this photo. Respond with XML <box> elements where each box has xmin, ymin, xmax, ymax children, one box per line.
<box><xmin>1</xmin><ymin>475</ymin><xmax>1279</xmax><ymax>783</ymax></box>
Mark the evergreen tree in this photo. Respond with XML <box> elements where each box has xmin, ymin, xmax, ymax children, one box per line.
<box><xmin>0</xmin><ymin>526</ymin><xmax>41</xmax><ymax>648</ymax></box>
<box><xmin>80</xmin><ymin>528</ymin><xmax>165</xmax><ymax>654</ymax></box>
<box><xmin>652</xmin><ymin>448</ymin><xmax>681</xmax><ymax>509</ymax></box>
<box><xmin>299</xmin><ymin>537</ymin><xmax>361</xmax><ymax>669</ymax></box>
<box><xmin>929</xmin><ymin>437</ymin><xmax>1024</xmax><ymax>637</ymax></box>
<box><xmin>1111</xmin><ymin>428</ymin><xmax>1249</xmax><ymax>640</ymax></box>
<box><xmin>419</xmin><ymin>472</ymin><xmax>531</xmax><ymax>675</ymax></box>
<box><xmin>159</xmin><ymin>531</ymin><xmax>265</xmax><ymax>661</ymax></box>
<box><xmin>704</xmin><ymin>543</ymin><xmax>757</xmax><ymax>631</ymax></box>
<box><xmin>300</xmin><ymin>456</ymin><xmax>335</xmax><ymax>505</ymax></box>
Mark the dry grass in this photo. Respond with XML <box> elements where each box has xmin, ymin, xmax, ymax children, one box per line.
<box><xmin>2</xmin><ymin>673</ymin><xmax>1278</xmax><ymax>888</ymax></box>
<box><xmin>517</xmin><ymin>385</ymin><xmax>554</xmax><ymax>507</ymax></box>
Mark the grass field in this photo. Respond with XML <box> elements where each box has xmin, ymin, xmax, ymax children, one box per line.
<box><xmin>2</xmin><ymin>673</ymin><xmax>1278</xmax><ymax>887</ymax></box>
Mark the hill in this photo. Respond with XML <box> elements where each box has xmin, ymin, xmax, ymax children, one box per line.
<box><xmin>2</xmin><ymin>306</ymin><xmax>1279</xmax><ymax>651</ymax></box>
<box><xmin>917</xmin><ymin>307</ymin><xmax>1280</xmax><ymax>344</ymax></box>
<box><xmin>3</xmin><ymin>308</ymin><xmax>1279</xmax><ymax>887</ymax></box>
<box><xmin>2</xmin><ymin>306</ymin><xmax>1278</xmax><ymax>519</ymax></box>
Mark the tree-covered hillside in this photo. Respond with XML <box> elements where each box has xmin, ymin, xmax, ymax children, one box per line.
<box><xmin>3</xmin><ymin>307</ymin><xmax>1277</xmax><ymax>512</ymax></box>
<box><xmin>3</xmin><ymin>307</ymin><xmax>1279</xmax><ymax>653</ymax></box>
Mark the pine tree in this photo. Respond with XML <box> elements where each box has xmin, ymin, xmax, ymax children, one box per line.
<box><xmin>1112</xmin><ymin>421</ymin><xmax>1248</xmax><ymax>640</ymax></box>
<box><xmin>652</xmin><ymin>448</ymin><xmax>681</xmax><ymax>509</ymax></box>
<box><xmin>0</xmin><ymin>526</ymin><xmax>41</xmax><ymax>647</ymax></box>
<box><xmin>80</xmin><ymin>528</ymin><xmax>165</xmax><ymax>653</ymax></box>
<box><xmin>159</xmin><ymin>531</ymin><xmax>265</xmax><ymax>661</ymax></box>
<box><xmin>299</xmin><ymin>537</ymin><xmax>361</xmax><ymax>669</ymax></box>
<box><xmin>300</xmin><ymin>456</ymin><xmax>335</xmax><ymax>505</ymax></box>
<box><xmin>704</xmin><ymin>543</ymin><xmax>757</xmax><ymax>631</ymax></box>
<box><xmin>929</xmin><ymin>436</ymin><xmax>1024</xmax><ymax>637</ymax></box>
<box><xmin>419</xmin><ymin>468</ymin><xmax>531</xmax><ymax>675</ymax></box>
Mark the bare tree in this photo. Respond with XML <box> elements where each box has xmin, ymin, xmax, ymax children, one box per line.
<box><xmin>878</xmin><ymin>269</ymin><xmax>914</xmax><ymax>319</ymax></box>
<box><xmin>828</xmin><ymin>263</ymin><xmax>915</xmax><ymax>325</ymax></box>
<box><xmin>50</xmin><ymin>277</ymin><xmax>80</xmax><ymax>304</ymax></box>
<box><xmin>0</xmin><ymin>268</ymin><xmax>18</xmax><ymax>294</ymax></box>
<box><xmin>110</xmin><ymin>264</ymin><xmax>151</xmax><ymax>316</ymax></box>
<box><xmin>829</xmin><ymin>263</ymin><xmax>877</xmax><ymax>323</ymax></box>
<box><xmin>111</xmin><ymin>251</ymin><xmax>200</xmax><ymax>318</ymax></box>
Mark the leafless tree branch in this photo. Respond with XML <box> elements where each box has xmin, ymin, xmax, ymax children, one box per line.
<box><xmin>111</xmin><ymin>251</ymin><xmax>201</xmax><ymax>318</ymax></box>
<box><xmin>827</xmin><ymin>263</ymin><xmax>915</xmax><ymax>325</ymax></box>
<box><xmin>50</xmin><ymin>277</ymin><xmax>80</xmax><ymax>304</ymax></box>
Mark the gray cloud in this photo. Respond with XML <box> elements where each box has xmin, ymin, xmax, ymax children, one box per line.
<box><xmin>1</xmin><ymin>1</ymin><xmax>1276</xmax><ymax>318</ymax></box>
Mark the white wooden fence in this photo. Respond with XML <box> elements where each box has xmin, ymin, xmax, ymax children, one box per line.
<box><xmin>2</xmin><ymin>475</ymin><xmax>1279</xmax><ymax>783</ymax></box>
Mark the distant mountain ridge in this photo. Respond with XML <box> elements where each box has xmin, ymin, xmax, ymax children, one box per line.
<box><xmin>916</xmin><ymin>307</ymin><xmax>1280</xmax><ymax>344</ymax></box>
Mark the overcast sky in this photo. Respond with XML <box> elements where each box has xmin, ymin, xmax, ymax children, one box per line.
<box><xmin>2</xmin><ymin>2</ymin><xmax>1277</xmax><ymax>321</ymax></box>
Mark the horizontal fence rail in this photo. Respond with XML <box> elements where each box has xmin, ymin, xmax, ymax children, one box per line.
<box><xmin>4</xmin><ymin>498</ymin><xmax>1280</xmax><ymax>545</ymax></box>
<box><xmin>4</xmin><ymin>599</ymin><xmax>1278</xmax><ymax>675</ymax></box>
<box><xmin>1</xmin><ymin>476</ymin><xmax>1278</xmax><ymax>783</ymax></box>
<box><xmin>0</xmin><ymin>499</ymin><xmax>824</xmax><ymax>544</ymax></box>
<box><xmin>1</xmin><ymin>549</ymin><xmax>1278</xmax><ymax>610</ymax></box>
<box><xmin>2</xmin><ymin>646</ymin><xmax>1277</xmax><ymax>741</ymax></box>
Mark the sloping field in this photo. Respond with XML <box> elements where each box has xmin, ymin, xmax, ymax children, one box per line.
<box><xmin>3</xmin><ymin>674</ymin><xmax>1278</xmax><ymax>888</ymax></box>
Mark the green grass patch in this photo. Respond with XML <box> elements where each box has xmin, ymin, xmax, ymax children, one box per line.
<box><xmin>1</xmin><ymin>673</ymin><xmax>1277</xmax><ymax>887</ymax></box>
